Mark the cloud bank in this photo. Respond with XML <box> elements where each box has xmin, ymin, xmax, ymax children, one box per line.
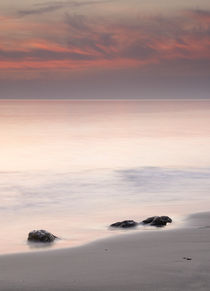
<box><xmin>1</xmin><ymin>9</ymin><xmax>210</xmax><ymax>75</ymax></box>
<box><xmin>0</xmin><ymin>3</ymin><xmax>210</xmax><ymax>98</ymax></box>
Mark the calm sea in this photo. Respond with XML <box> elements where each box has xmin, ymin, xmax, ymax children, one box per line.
<box><xmin>0</xmin><ymin>100</ymin><xmax>210</xmax><ymax>254</ymax></box>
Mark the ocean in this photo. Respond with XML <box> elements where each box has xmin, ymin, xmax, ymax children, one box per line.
<box><xmin>0</xmin><ymin>100</ymin><xmax>210</xmax><ymax>254</ymax></box>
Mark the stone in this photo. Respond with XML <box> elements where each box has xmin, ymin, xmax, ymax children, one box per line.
<box><xmin>110</xmin><ymin>220</ymin><xmax>138</xmax><ymax>228</ymax></box>
<box><xmin>183</xmin><ymin>257</ymin><xmax>192</xmax><ymax>261</ymax></box>
<box><xmin>28</xmin><ymin>229</ymin><xmax>58</xmax><ymax>243</ymax></box>
<box><xmin>142</xmin><ymin>216</ymin><xmax>172</xmax><ymax>227</ymax></box>
<box><xmin>142</xmin><ymin>217</ymin><xmax>154</xmax><ymax>224</ymax></box>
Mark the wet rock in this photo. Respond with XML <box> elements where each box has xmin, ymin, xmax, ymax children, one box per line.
<box><xmin>183</xmin><ymin>257</ymin><xmax>192</xmax><ymax>261</ymax></box>
<box><xmin>28</xmin><ymin>230</ymin><xmax>58</xmax><ymax>243</ymax></box>
<box><xmin>142</xmin><ymin>216</ymin><xmax>172</xmax><ymax>227</ymax></box>
<box><xmin>110</xmin><ymin>220</ymin><xmax>138</xmax><ymax>228</ymax></box>
<box><xmin>142</xmin><ymin>217</ymin><xmax>155</xmax><ymax>224</ymax></box>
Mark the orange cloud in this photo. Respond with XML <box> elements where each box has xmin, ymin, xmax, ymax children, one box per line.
<box><xmin>0</xmin><ymin>10</ymin><xmax>210</xmax><ymax>78</ymax></box>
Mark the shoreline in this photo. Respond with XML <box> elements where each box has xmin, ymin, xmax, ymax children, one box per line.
<box><xmin>0</xmin><ymin>211</ymin><xmax>210</xmax><ymax>290</ymax></box>
<box><xmin>0</xmin><ymin>211</ymin><xmax>204</xmax><ymax>257</ymax></box>
<box><xmin>0</xmin><ymin>212</ymin><xmax>184</xmax><ymax>257</ymax></box>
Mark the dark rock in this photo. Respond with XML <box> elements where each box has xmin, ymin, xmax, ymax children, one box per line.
<box><xmin>142</xmin><ymin>217</ymin><xmax>155</xmax><ymax>224</ymax></box>
<box><xmin>28</xmin><ymin>229</ymin><xmax>58</xmax><ymax>243</ymax></box>
<box><xmin>142</xmin><ymin>216</ymin><xmax>172</xmax><ymax>227</ymax></box>
<box><xmin>183</xmin><ymin>257</ymin><xmax>192</xmax><ymax>261</ymax></box>
<box><xmin>110</xmin><ymin>220</ymin><xmax>138</xmax><ymax>228</ymax></box>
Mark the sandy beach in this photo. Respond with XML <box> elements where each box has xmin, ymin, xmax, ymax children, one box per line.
<box><xmin>0</xmin><ymin>212</ymin><xmax>210</xmax><ymax>291</ymax></box>
<box><xmin>1</xmin><ymin>0</ymin><xmax>210</xmax><ymax>285</ymax></box>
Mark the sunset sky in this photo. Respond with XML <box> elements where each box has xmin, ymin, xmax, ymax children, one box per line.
<box><xmin>1</xmin><ymin>0</ymin><xmax>210</xmax><ymax>99</ymax></box>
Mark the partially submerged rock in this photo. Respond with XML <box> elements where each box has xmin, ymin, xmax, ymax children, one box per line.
<box><xmin>110</xmin><ymin>220</ymin><xmax>138</xmax><ymax>228</ymax></box>
<box><xmin>142</xmin><ymin>216</ymin><xmax>172</xmax><ymax>227</ymax></box>
<box><xmin>183</xmin><ymin>257</ymin><xmax>192</xmax><ymax>261</ymax></box>
<box><xmin>28</xmin><ymin>230</ymin><xmax>58</xmax><ymax>243</ymax></box>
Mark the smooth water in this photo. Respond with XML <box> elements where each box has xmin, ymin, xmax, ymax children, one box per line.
<box><xmin>0</xmin><ymin>100</ymin><xmax>210</xmax><ymax>254</ymax></box>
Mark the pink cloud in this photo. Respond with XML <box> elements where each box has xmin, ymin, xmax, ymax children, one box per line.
<box><xmin>0</xmin><ymin>9</ymin><xmax>210</xmax><ymax>77</ymax></box>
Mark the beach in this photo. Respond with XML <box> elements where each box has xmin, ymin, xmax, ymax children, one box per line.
<box><xmin>0</xmin><ymin>100</ymin><xmax>210</xmax><ymax>290</ymax></box>
<box><xmin>0</xmin><ymin>212</ymin><xmax>210</xmax><ymax>291</ymax></box>
<box><xmin>1</xmin><ymin>0</ymin><xmax>210</xmax><ymax>287</ymax></box>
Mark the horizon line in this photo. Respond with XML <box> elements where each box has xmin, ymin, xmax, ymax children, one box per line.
<box><xmin>0</xmin><ymin>98</ymin><xmax>210</xmax><ymax>102</ymax></box>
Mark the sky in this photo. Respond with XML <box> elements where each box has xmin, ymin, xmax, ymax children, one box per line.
<box><xmin>0</xmin><ymin>0</ymin><xmax>210</xmax><ymax>99</ymax></box>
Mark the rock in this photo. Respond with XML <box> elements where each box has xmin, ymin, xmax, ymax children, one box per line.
<box><xmin>150</xmin><ymin>216</ymin><xmax>172</xmax><ymax>226</ymax></box>
<box><xmin>142</xmin><ymin>217</ymin><xmax>154</xmax><ymax>224</ymax></box>
<box><xmin>28</xmin><ymin>230</ymin><xmax>58</xmax><ymax>243</ymax></box>
<box><xmin>110</xmin><ymin>220</ymin><xmax>138</xmax><ymax>228</ymax></box>
<box><xmin>183</xmin><ymin>257</ymin><xmax>192</xmax><ymax>261</ymax></box>
<box><xmin>142</xmin><ymin>216</ymin><xmax>172</xmax><ymax>227</ymax></box>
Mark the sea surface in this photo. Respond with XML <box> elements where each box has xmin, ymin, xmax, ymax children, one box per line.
<box><xmin>0</xmin><ymin>100</ymin><xmax>210</xmax><ymax>254</ymax></box>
